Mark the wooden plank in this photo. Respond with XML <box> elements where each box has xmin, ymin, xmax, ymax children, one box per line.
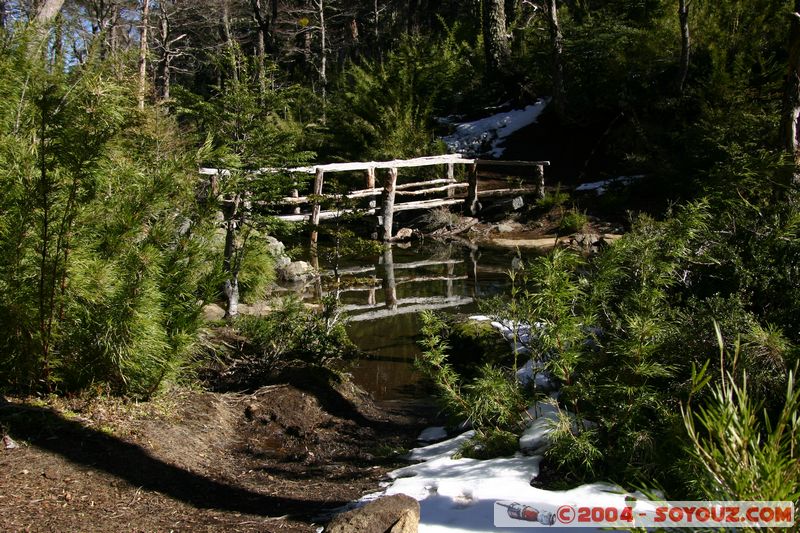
<box><xmin>396</xmin><ymin>178</ymin><xmax>456</xmax><ymax>190</ymax></box>
<box><xmin>475</xmin><ymin>159</ymin><xmax>551</xmax><ymax>167</ymax></box>
<box><xmin>477</xmin><ymin>187</ymin><xmax>539</xmax><ymax>198</ymax></box>
<box><xmin>392</xmin><ymin>258</ymin><xmax>463</xmax><ymax>270</ymax></box>
<box><xmin>201</xmin><ymin>157</ymin><xmax>550</xmax><ymax>178</ymax></box>
<box><xmin>276</xmin><ymin>207</ymin><xmax>378</xmax><ymax>222</ymax></box>
<box><xmin>346</xmin><ymin>297</ymin><xmax>474</xmax><ymax>321</ymax></box>
<box><xmin>395</xmin><ymin>275</ymin><xmax>468</xmax><ymax>285</ymax></box>
<box><xmin>280</xmin><ymin>188</ymin><xmax>381</xmax><ymax>204</ymax></box>
<box><xmin>395</xmin><ymin>183</ymin><xmax>467</xmax><ymax>197</ymax></box>
<box><xmin>283</xmin><ymin>154</ymin><xmax>476</xmax><ymax>174</ymax></box>
<box><xmin>274</xmin><ymin>197</ymin><xmax>465</xmax><ymax>221</ymax></box>
<box><xmin>393</xmin><ymin>198</ymin><xmax>464</xmax><ymax>212</ymax></box>
<box><xmin>321</xmin><ymin>265</ymin><xmax>377</xmax><ymax>276</ymax></box>
<box><xmin>340</xmin><ymin>295</ymin><xmax>472</xmax><ymax>313</ymax></box>
<box><xmin>280</xmin><ymin>180</ymin><xmax>459</xmax><ymax>204</ymax></box>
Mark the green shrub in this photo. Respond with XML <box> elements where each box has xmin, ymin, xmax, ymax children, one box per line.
<box><xmin>0</xmin><ymin>31</ymin><xmax>217</xmax><ymax>397</ymax></box>
<box><xmin>417</xmin><ymin>312</ymin><xmax>527</xmax><ymax>448</ymax></box>
<box><xmin>235</xmin><ymin>297</ymin><xmax>356</xmax><ymax>370</ymax></box>
<box><xmin>683</xmin><ymin>331</ymin><xmax>800</xmax><ymax>503</ymax></box>
<box><xmin>558</xmin><ymin>207</ymin><xmax>588</xmax><ymax>234</ymax></box>
<box><xmin>535</xmin><ymin>186</ymin><xmax>570</xmax><ymax>211</ymax></box>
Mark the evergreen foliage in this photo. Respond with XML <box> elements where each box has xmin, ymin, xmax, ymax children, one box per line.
<box><xmin>327</xmin><ymin>29</ymin><xmax>481</xmax><ymax>161</ymax></box>
<box><xmin>0</xmin><ymin>30</ymin><xmax>216</xmax><ymax>396</ymax></box>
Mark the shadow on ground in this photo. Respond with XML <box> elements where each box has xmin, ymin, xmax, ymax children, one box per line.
<box><xmin>0</xmin><ymin>402</ymin><xmax>345</xmax><ymax>521</ymax></box>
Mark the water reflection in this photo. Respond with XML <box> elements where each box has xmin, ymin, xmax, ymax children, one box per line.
<box><xmin>278</xmin><ymin>242</ymin><xmax>528</xmax><ymax>400</ymax></box>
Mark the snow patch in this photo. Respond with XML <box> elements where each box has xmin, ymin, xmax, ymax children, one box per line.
<box><xmin>418</xmin><ymin>426</ymin><xmax>448</xmax><ymax>443</ymax></box>
<box><xmin>575</xmin><ymin>175</ymin><xmax>645</xmax><ymax>195</ymax></box>
<box><xmin>373</xmin><ymin>429</ymin><xmax>634</xmax><ymax>532</ymax></box>
<box><xmin>442</xmin><ymin>99</ymin><xmax>549</xmax><ymax>158</ymax></box>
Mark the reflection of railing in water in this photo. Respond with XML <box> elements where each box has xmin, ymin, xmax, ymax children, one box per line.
<box><xmin>317</xmin><ymin>247</ymin><xmax>486</xmax><ymax>322</ymax></box>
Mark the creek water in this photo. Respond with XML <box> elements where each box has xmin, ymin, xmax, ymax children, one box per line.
<box><xmin>282</xmin><ymin>240</ymin><xmax>537</xmax><ymax>400</ymax></box>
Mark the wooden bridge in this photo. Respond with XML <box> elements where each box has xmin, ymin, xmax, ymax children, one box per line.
<box><xmin>201</xmin><ymin>154</ymin><xmax>549</xmax><ymax>242</ymax></box>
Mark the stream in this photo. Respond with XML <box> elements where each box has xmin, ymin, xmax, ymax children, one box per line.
<box><xmin>278</xmin><ymin>240</ymin><xmax>540</xmax><ymax>400</ymax></box>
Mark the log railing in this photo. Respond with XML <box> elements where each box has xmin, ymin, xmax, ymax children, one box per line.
<box><xmin>201</xmin><ymin>154</ymin><xmax>549</xmax><ymax>242</ymax></box>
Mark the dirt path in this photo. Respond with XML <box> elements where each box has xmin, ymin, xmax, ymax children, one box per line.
<box><xmin>0</xmin><ymin>372</ymin><xmax>432</xmax><ymax>532</ymax></box>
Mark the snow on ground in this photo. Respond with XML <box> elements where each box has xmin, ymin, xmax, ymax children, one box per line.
<box><xmin>354</xmin><ymin>314</ymin><xmax>623</xmax><ymax>532</ymax></box>
<box><xmin>370</xmin><ymin>429</ymin><xmax>634</xmax><ymax>532</ymax></box>
<box><xmin>442</xmin><ymin>99</ymin><xmax>549</xmax><ymax>158</ymax></box>
<box><xmin>575</xmin><ymin>175</ymin><xmax>645</xmax><ymax>195</ymax></box>
<box><xmin>417</xmin><ymin>426</ymin><xmax>448</xmax><ymax>443</ymax></box>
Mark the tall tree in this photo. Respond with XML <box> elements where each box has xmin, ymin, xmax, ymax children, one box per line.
<box><xmin>482</xmin><ymin>0</ymin><xmax>510</xmax><ymax>78</ymax></box>
<box><xmin>137</xmin><ymin>0</ymin><xmax>150</xmax><ymax>109</ymax></box>
<box><xmin>545</xmin><ymin>0</ymin><xmax>565</xmax><ymax>116</ymax></box>
<box><xmin>782</xmin><ymin>3</ymin><xmax>800</xmax><ymax>187</ymax></box>
<box><xmin>677</xmin><ymin>0</ymin><xmax>690</xmax><ymax>93</ymax></box>
<box><xmin>34</xmin><ymin>0</ymin><xmax>65</xmax><ymax>24</ymax></box>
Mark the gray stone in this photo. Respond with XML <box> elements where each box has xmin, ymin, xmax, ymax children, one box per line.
<box><xmin>201</xmin><ymin>303</ymin><xmax>226</xmax><ymax>322</ymax></box>
<box><xmin>278</xmin><ymin>260</ymin><xmax>314</xmax><ymax>283</ymax></box>
<box><xmin>497</xmin><ymin>224</ymin><xmax>514</xmax><ymax>233</ymax></box>
<box><xmin>326</xmin><ymin>494</ymin><xmax>420</xmax><ymax>533</ymax></box>
<box><xmin>263</xmin><ymin>235</ymin><xmax>285</xmax><ymax>257</ymax></box>
<box><xmin>394</xmin><ymin>228</ymin><xmax>414</xmax><ymax>241</ymax></box>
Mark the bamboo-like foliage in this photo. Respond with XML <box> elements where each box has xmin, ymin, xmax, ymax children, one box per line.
<box><xmin>0</xmin><ymin>29</ymin><xmax>216</xmax><ymax>396</ymax></box>
<box><xmin>683</xmin><ymin>328</ymin><xmax>800</xmax><ymax>504</ymax></box>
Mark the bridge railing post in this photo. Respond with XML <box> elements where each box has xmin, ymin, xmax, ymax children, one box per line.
<box><xmin>366</xmin><ymin>167</ymin><xmax>376</xmax><ymax>209</ymax></box>
<box><xmin>446</xmin><ymin>162</ymin><xmax>455</xmax><ymax>198</ymax></box>
<box><xmin>310</xmin><ymin>167</ymin><xmax>325</xmax><ymax>257</ymax></box>
<box><xmin>535</xmin><ymin>164</ymin><xmax>546</xmax><ymax>200</ymax></box>
<box><xmin>381</xmin><ymin>167</ymin><xmax>398</xmax><ymax>241</ymax></box>
<box><xmin>466</xmin><ymin>162</ymin><xmax>480</xmax><ymax>215</ymax></box>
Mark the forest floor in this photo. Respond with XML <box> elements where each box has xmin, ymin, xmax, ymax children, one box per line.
<box><xmin>0</xmin><ymin>367</ymin><xmax>434</xmax><ymax>532</ymax></box>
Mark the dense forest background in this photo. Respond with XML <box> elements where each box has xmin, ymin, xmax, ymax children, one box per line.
<box><xmin>1</xmin><ymin>0</ymin><xmax>800</xmax><ymax>503</ymax></box>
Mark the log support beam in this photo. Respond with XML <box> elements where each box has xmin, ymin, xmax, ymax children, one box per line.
<box><xmin>466</xmin><ymin>162</ymin><xmax>480</xmax><ymax>215</ymax></box>
<box><xmin>380</xmin><ymin>167</ymin><xmax>398</xmax><ymax>241</ymax></box>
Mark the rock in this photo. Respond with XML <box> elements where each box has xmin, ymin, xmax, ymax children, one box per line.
<box><xmin>3</xmin><ymin>435</ymin><xmax>18</xmax><ymax>450</ymax></box>
<box><xmin>263</xmin><ymin>235</ymin><xmax>291</xmax><ymax>268</ymax></box>
<box><xmin>278</xmin><ymin>261</ymin><xmax>314</xmax><ymax>283</ymax></box>
<box><xmin>394</xmin><ymin>228</ymin><xmax>414</xmax><ymax>241</ymax></box>
<box><xmin>201</xmin><ymin>303</ymin><xmax>226</xmax><ymax>322</ymax></box>
<box><xmin>326</xmin><ymin>494</ymin><xmax>420</xmax><ymax>533</ymax></box>
<box><xmin>495</xmin><ymin>223</ymin><xmax>516</xmax><ymax>233</ymax></box>
<box><xmin>263</xmin><ymin>235</ymin><xmax>285</xmax><ymax>257</ymax></box>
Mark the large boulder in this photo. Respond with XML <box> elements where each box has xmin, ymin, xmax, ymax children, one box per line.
<box><xmin>326</xmin><ymin>494</ymin><xmax>420</xmax><ymax>533</ymax></box>
<box><xmin>264</xmin><ymin>235</ymin><xmax>291</xmax><ymax>268</ymax></box>
<box><xmin>278</xmin><ymin>260</ymin><xmax>314</xmax><ymax>283</ymax></box>
<box><xmin>394</xmin><ymin>227</ymin><xmax>414</xmax><ymax>241</ymax></box>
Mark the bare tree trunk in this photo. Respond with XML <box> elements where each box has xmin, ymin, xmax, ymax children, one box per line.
<box><xmin>782</xmin><ymin>5</ymin><xmax>800</xmax><ymax>187</ymax></box>
<box><xmin>482</xmin><ymin>0</ymin><xmax>510</xmax><ymax>78</ymax></box>
<box><xmin>250</xmin><ymin>0</ymin><xmax>270</xmax><ymax>96</ymax></box>
<box><xmin>678</xmin><ymin>0</ymin><xmax>690</xmax><ymax>94</ymax></box>
<box><xmin>34</xmin><ymin>0</ymin><xmax>64</xmax><ymax>24</ymax></box>
<box><xmin>156</xmin><ymin>9</ymin><xmax>172</xmax><ymax>101</ymax></box>
<box><xmin>407</xmin><ymin>0</ymin><xmax>418</xmax><ymax>34</ymax></box>
<box><xmin>222</xmin><ymin>193</ymin><xmax>242</xmax><ymax>319</ymax></box>
<box><xmin>313</xmin><ymin>0</ymin><xmax>327</xmax><ymax>114</ymax></box>
<box><xmin>374</xmin><ymin>0</ymin><xmax>379</xmax><ymax>41</ymax></box>
<box><xmin>221</xmin><ymin>0</ymin><xmax>238</xmax><ymax>82</ymax></box>
<box><xmin>138</xmin><ymin>0</ymin><xmax>151</xmax><ymax>110</ymax></box>
<box><xmin>546</xmin><ymin>0</ymin><xmax>566</xmax><ymax>117</ymax></box>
